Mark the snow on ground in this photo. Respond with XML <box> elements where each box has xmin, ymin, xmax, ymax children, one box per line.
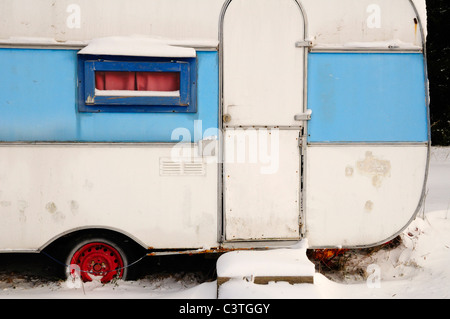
<box><xmin>0</xmin><ymin>147</ymin><xmax>449</xmax><ymax>299</ymax></box>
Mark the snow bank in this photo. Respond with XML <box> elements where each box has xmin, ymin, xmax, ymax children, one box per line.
<box><xmin>425</xmin><ymin>147</ymin><xmax>450</xmax><ymax>212</ymax></box>
<box><xmin>217</xmin><ymin>209</ymin><xmax>450</xmax><ymax>299</ymax></box>
<box><xmin>0</xmin><ymin>274</ymin><xmax>217</xmax><ymax>299</ymax></box>
<box><xmin>216</xmin><ymin>240</ymin><xmax>314</xmax><ymax>279</ymax></box>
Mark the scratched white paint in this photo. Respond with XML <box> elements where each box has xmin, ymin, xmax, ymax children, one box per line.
<box><xmin>0</xmin><ymin>0</ymin><xmax>426</xmax><ymax>48</ymax></box>
<box><xmin>0</xmin><ymin>0</ymin><xmax>429</xmax><ymax>251</ymax></box>
<box><xmin>222</xmin><ymin>0</ymin><xmax>304</xmax><ymax>127</ymax></box>
<box><xmin>0</xmin><ymin>0</ymin><xmax>224</xmax><ymax>45</ymax></box>
<box><xmin>0</xmin><ymin>144</ymin><xmax>218</xmax><ymax>251</ymax></box>
<box><xmin>221</xmin><ymin>0</ymin><xmax>303</xmax><ymax>241</ymax></box>
<box><xmin>305</xmin><ymin>145</ymin><xmax>428</xmax><ymax>248</ymax></box>
<box><xmin>302</xmin><ymin>0</ymin><xmax>427</xmax><ymax>48</ymax></box>
<box><xmin>223</xmin><ymin>129</ymin><xmax>301</xmax><ymax>241</ymax></box>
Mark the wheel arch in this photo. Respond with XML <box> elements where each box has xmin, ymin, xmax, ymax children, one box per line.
<box><xmin>39</xmin><ymin>226</ymin><xmax>148</xmax><ymax>253</ymax></box>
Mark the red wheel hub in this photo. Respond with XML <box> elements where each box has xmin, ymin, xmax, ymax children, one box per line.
<box><xmin>69</xmin><ymin>242</ymin><xmax>125</xmax><ymax>283</ymax></box>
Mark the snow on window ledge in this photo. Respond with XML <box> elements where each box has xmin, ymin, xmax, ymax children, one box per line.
<box><xmin>77</xmin><ymin>36</ymin><xmax>198</xmax><ymax>58</ymax></box>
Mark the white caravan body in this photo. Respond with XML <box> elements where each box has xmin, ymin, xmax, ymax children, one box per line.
<box><xmin>0</xmin><ymin>0</ymin><xmax>429</xmax><ymax>254</ymax></box>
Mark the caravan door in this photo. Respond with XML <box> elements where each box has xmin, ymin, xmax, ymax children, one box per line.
<box><xmin>221</xmin><ymin>0</ymin><xmax>306</xmax><ymax>241</ymax></box>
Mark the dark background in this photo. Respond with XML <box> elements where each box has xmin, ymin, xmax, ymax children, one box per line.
<box><xmin>427</xmin><ymin>0</ymin><xmax>450</xmax><ymax>145</ymax></box>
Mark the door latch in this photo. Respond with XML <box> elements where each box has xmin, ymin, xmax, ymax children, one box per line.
<box><xmin>295</xmin><ymin>41</ymin><xmax>312</xmax><ymax>48</ymax></box>
<box><xmin>294</xmin><ymin>109</ymin><xmax>312</xmax><ymax>121</ymax></box>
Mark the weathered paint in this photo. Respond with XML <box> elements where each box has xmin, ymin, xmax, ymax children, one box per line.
<box><xmin>221</xmin><ymin>0</ymin><xmax>303</xmax><ymax>241</ymax></box>
<box><xmin>307</xmin><ymin>53</ymin><xmax>428</xmax><ymax>143</ymax></box>
<box><xmin>0</xmin><ymin>144</ymin><xmax>218</xmax><ymax>250</ymax></box>
<box><xmin>0</xmin><ymin>0</ymin><xmax>430</xmax><ymax>252</ymax></box>
<box><xmin>0</xmin><ymin>0</ymin><xmax>427</xmax><ymax>48</ymax></box>
<box><xmin>356</xmin><ymin>151</ymin><xmax>392</xmax><ymax>188</ymax></box>
<box><xmin>305</xmin><ymin>145</ymin><xmax>428</xmax><ymax>247</ymax></box>
<box><xmin>0</xmin><ymin>50</ymin><xmax>218</xmax><ymax>143</ymax></box>
<box><xmin>223</xmin><ymin>129</ymin><xmax>301</xmax><ymax>241</ymax></box>
<box><xmin>222</xmin><ymin>0</ymin><xmax>305</xmax><ymax>127</ymax></box>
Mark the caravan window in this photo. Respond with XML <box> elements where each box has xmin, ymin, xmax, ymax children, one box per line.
<box><xmin>77</xmin><ymin>56</ymin><xmax>197</xmax><ymax>113</ymax></box>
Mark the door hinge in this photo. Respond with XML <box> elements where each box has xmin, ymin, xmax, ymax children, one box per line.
<box><xmin>298</xmin><ymin>130</ymin><xmax>306</xmax><ymax>148</ymax></box>
<box><xmin>295</xmin><ymin>40</ymin><xmax>312</xmax><ymax>48</ymax></box>
<box><xmin>294</xmin><ymin>109</ymin><xmax>312</xmax><ymax>121</ymax></box>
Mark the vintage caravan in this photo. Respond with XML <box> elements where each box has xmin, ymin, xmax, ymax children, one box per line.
<box><xmin>0</xmin><ymin>0</ymin><xmax>429</xmax><ymax>282</ymax></box>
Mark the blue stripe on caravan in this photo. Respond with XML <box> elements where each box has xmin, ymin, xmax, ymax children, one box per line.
<box><xmin>307</xmin><ymin>52</ymin><xmax>428</xmax><ymax>143</ymax></box>
<box><xmin>0</xmin><ymin>49</ymin><xmax>218</xmax><ymax>142</ymax></box>
<box><xmin>0</xmin><ymin>49</ymin><xmax>78</xmax><ymax>141</ymax></box>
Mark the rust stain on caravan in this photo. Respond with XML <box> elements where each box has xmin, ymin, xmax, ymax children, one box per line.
<box><xmin>345</xmin><ymin>166</ymin><xmax>354</xmax><ymax>177</ymax></box>
<box><xmin>364</xmin><ymin>200</ymin><xmax>374</xmax><ymax>212</ymax></box>
<box><xmin>45</xmin><ymin>202</ymin><xmax>57</xmax><ymax>214</ymax></box>
<box><xmin>18</xmin><ymin>200</ymin><xmax>28</xmax><ymax>223</ymax></box>
<box><xmin>45</xmin><ymin>201</ymin><xmax>66</xmax><ymax>223</ymax></box>
<box><xmin>0</xmin><ymin>201</ymin><xmax>11</xmax><ymax>207</ymax></box>
<box><xmin>70</xmin><ymin>200</ymin><xmax>79</xmax><ymax>215</ymax></box>
<box><xmin>146</xmin><ymin>246</ymin><xmax>262</xmax><ymax>257</ymax></box>
<box><xmin>414</xmin><ymin>18</ymin><xmax>418</xmax><ymax>37</ymax></box>
<box><xmin>356</xmin><ymin>151</ymin><xmax>391</xmax><ymax>188</ymax></box>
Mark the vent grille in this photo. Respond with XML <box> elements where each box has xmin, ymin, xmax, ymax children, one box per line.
<box><xmin>160</xmin><ymin>158</ymin><xmax>206</xmax><ymax>176</ymax></box>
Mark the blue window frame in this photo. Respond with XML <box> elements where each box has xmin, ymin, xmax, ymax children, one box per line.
<box><xmin>77</xmin><ymin>55</ymin><xmax>197</xmax><ymax>113</ymax></box>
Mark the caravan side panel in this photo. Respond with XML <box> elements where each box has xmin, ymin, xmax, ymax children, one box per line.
<box><xmin>0</xmin><ymin>49</ymin><xmax>220</xmax><ymax>251</ymax></box>
<box><xmin>0</xmin><ymin>145</ymin><xmax>218</xmax><ymax>250</ymax></box>
<box><xmin>305</xmin><ymin>52</ymin><xmax>428</xmax><ymax>247</ymax></box>
<box><xmin>306</xmin><ymin>146</ymin><xmax>427</xmax><ymax>247</ymax></box>
<box><xmin>303</xmin><ymin>0</ymin><xmax>429</xmax><ymax>248</ymax></box>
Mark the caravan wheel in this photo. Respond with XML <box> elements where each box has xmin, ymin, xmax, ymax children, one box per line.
<box><xmin>66</xmin><ymin>238</ymin><xmax>128</xmax><ymax>284</ymax></box>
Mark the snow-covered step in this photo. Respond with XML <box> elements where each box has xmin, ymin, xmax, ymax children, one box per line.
<box><xmin>216</xmin><ymin>241</ymin><xmax>315</xmax><ymax>288</ymax></box>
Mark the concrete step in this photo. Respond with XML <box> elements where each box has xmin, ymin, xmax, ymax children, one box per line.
<box><xmin>216</xmin><ymin>241</ymin><xmax>315</xmax><ymax>292</ymax></box>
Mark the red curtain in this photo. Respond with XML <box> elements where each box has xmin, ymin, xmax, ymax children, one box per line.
<box><xmin>95</xmin><ymin>72</ymin><xmax>135</xmax><ymax>90</ymax></box>
<box><xmin>95</xmin><ymin>72</ymin><xmax>180</xmax><ymax>92</ymax></box>
<box><xmin>136</xmin><ymin>72</ymin><xmax>180</xmax><ymax>92</ymax></box>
